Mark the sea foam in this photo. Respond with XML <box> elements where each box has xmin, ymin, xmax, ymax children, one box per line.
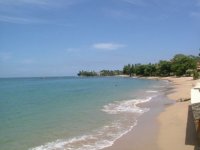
<box><xmin>29</xmin><ymin>121</ymin><xmax>137</xmax><ymax>150</ymax></box>
<box><xmin>101</xmin><ymin>97</ymin><xmax>152</xmax><ymax>114</ymax></box>
<box><xmin>30</xmin><ymin>97</ymin><xmax>153</xmax><ymax>150</ymax></box>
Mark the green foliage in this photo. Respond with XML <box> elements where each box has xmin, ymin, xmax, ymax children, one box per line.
<box><xmin>157</xmin><ymin>61</ymin><xmax>172</xmax><ymax>77</ymax></box>
<box><xmin>130</xmin><ymin>64</ymin><xmax>135</xmax><ymax>76</ymax></box>
<box><xmin>144</xmin><ymin>63</ymin><xmax>157</xmax><ymax>76</ymax></box>
<box><xmin>123</xmin><ymin>64</ymin><xmax>132</xmax><ymax>76</ymax></box>
<box><xmin>171</xmin><ymin>54</ymin><xmax>197</xmax><ymax>77</ymax></box>
<box><xmin>100</xmin><ymin>70</ymin><xmax>123</xmax><ymax>76</ymax></box>
<box><xmin>77</xmin><ymin>71</ymin><xmax>98</xmax><ymax>76</ymax></box>
<box><xmin>193</xmin><ymin>70</ymin><xmax>199</xmax><ymax>80</ymax></box>
<box><xmin>122</xmin><ymin>54</ymin><xmax>197</xmax><ymax>78</ymax></box>
<box><xmin>77</xmin><ymin>54</ymin><xmax>198</xmax><ymax>79</ymax></box>
<box><xmin>77</xmin><ymin>70</ymin><xmax>123</xmax><ymax>77</ymax></box>
<box><xmin>135</xmin><ymin>64</ymin><xmax>145</xmax><ymax>76</ymax></box>
<box><xmin>186</xmin><ymin>69</ymin><xmax>193</xmax><ymax>77</ymax></box>
<box><xmin>123</xmin><ymin>63</ymin><xmax>157</xmax><ymax>77</ymax></box>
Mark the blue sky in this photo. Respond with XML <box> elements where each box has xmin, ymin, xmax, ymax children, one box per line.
<box><xmin>0</xmin><ymin>0</ymin><xmax>200</xmax><ymax>77</ymax></box>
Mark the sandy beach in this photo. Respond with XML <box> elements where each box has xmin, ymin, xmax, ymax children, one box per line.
<box><xmin>157</xmin><ymin>77</ymin><xmax>198</xmax><ymax>150</ymax></box>
<box><xmin>103</xmin><ymin>77</ymin><xmax>199</xmax><ymax>150</ymax></box>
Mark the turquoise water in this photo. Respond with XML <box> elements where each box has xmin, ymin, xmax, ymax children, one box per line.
<box><xmin>0</xmin><ymin>77</ymin><xmax>166</xmax><ymax>150</ymax></box>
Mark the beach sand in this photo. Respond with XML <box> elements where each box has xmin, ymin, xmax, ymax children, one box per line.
<box><xmin>103</xmin><ymin>77</ymin><xmax>199</xmax><ymax>150</ymax></box>
<box><xmin>157</xmin><ymin>77</ymin><xmax>198</xmax><ymax>150</ymax></box>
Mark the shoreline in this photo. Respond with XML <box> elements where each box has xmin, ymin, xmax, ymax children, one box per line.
<box><xmin>157</xmin><ymin>77</ymin><xmax>198</xmax><ymax>150</ymax></box>
<box><xmin>103</xmin><ymin>76</ymin><xmax>198</xmax><ymax>150</ymax></box>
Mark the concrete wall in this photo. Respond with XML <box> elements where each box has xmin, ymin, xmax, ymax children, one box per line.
<box><xmin>191</xmin><ymin>88</ymin><xmax>200</xmax><ymax>104</ymax></box>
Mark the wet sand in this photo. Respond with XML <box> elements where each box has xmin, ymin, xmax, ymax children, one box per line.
<box><xmin>157</xmin><ymin>77</ymin><xmax>198</xmax><ymax>150</ymax></box>
<box><xmin>103</xmin><ymin>77</ymin><xmax>198</xmax><ymax>150</ymax></box>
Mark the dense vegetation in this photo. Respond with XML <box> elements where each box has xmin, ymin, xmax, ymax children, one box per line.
<box><xmin>123</xmin><ymin>54</ymin><xmax>199</xmax><ymax>78</ymax></box>
<box><xmin>77</xmin><ymin>70</ymin><xmax>123</xmax><ymax>76</ymax></box>
<box><xmin>78</xmin><ymin>54</ymin><xmax>200</xmax><ymax>79</ymax></box>
<box><xmin>100</xmin><ymin>70</ymin><xmax>123</xmax><ymax>76</ymax></box>
<box><xmin>77</xmin><ymin>71</ymin><xmax>98</xmax><ymax>76</ymax></box>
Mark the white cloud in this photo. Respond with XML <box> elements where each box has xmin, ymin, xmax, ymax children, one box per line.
<box><xmin>0</xmin><ymin>15</ymin><xmax>47</xmax><ymax>24</ymax></box>
<box><xmin>0</xmin><ymin>0</ymin><xmax>50</xmax><ymax>6</ymax></box>
<box><xmin>0</xmin><ymin>15</ymin><xmax>73</xmax><ymax>26</ymax></box>
<box><xmin>0</xmin><ymin>0</ymin><xmax>83</xmax><ymax>7</ymax></box>
<box><xmin>92</xmin><ymin>43</ymin><xmax>125</xmax><ymax>51</ymax></box>
<box><xmin>0</xmin><ymin>0</ymin><xmax>83</xmax><ymax>24</ymax></box>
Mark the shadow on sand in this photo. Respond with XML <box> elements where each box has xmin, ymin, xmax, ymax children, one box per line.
<box><xmin>185</xmin><ymin>105</ymin><xmax>199</xmax><ymax>150</ymax></box>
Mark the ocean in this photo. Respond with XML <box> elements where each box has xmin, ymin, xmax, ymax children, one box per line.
<box><xmin>0</xmin><ymin>77</ymin><xmax>169</xmax><ymax>150</ymax></box>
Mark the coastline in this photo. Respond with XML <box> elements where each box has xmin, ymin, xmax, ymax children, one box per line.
<box><xmin>157</xmin><ymin>77</ymin><xmax>198</xmax><ymax>150</ymax></box>
<box><xmin>103</xmin><ymin>76</ymin><xmax>199</xmax><ymax>150</ymax></box>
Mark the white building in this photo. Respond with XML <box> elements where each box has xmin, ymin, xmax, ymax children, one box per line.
<box><xmin>191</xmin><ymin>83</ymin><xmax>200</xmax><ymax>104</ymax></box>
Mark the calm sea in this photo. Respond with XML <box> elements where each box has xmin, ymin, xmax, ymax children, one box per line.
<box><xmin>0</xmin><ymin>77</ymin><xmax>168</xmax><ymax>150</ymax></box>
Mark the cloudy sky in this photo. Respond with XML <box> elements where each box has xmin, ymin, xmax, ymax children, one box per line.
<box><xmin>0</xmin><ymin>0</ymin><xmax>199</xmax><ymax>77</ymax></box>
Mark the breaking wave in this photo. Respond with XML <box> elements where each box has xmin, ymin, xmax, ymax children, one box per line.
<box><xmin>30</xmin><ymin>97</ymin><xmax>154</xmax><ymax>150</ymax></box>
<box><xmin>101</xmin><ymin>97</ymin><xmax>152</xmax><ymax>114</ymax></box>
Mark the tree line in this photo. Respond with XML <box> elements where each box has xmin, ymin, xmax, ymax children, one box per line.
<box><xmin>123</xmin><ymin>54</ymin><xmax>199</xmax><ymax>78</ymax></box>
<box><xmin>77</xmin><ymin>70</ymin><xmax>123</xmax><ymax>77</ymax></box>
<box><xmin>78</xmin><ymin>54</ymin><xmax>200</xmax><ymax>79</ymax></box>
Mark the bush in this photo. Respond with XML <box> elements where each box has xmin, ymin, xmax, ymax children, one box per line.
<box><xmin>186</xmin><ymin>69</ymin><xmax>193</xmax><ymax>77</ymax></box>
<box><xmin>193</xmin><ymin>70</ymin><xmax>199</xmax><ymax>80</ymax></box>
